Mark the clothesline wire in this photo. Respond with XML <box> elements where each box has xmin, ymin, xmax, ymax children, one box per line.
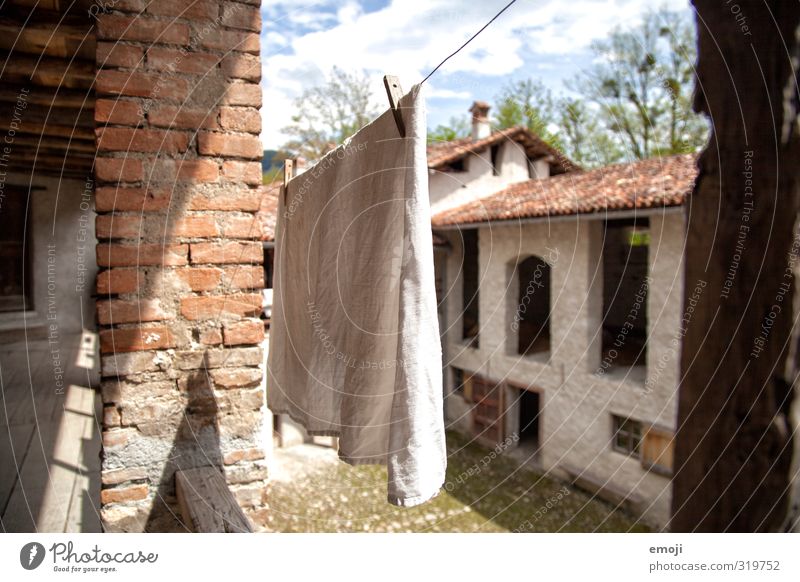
<box><xmin>419</xmin><ymin>0</ymin><xmax>519</xmax><ymax>85</ymax></box>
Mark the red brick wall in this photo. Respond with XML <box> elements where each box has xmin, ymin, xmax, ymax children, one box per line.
<box><xmin>93</xmin><ymin>0</ymin><xmax>268</xmax><ymax>532</ymax></box>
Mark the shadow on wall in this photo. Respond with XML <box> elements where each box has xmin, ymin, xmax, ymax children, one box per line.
<box><xmin>143</xmin><ymin>363</ymin><xmax>221</xmax><ymax>532</ymax></box>
<box><xmin>93</xmin><ymin>5</ymin><xmax>268</xmax><ymax>532</ymax></box>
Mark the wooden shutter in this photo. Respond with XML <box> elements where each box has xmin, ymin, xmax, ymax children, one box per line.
<box><xmin>470</xmin><ymin>375</ymin><xmax>504</xmax><ymax>446</ymax></box>
<box><xmin>641</xmin><ymin>425</ymin><xmax>674</xmax><ymax>476</ymax></box>
<box><xmin>460</xmin><ymin>372</ymin><xmax>474</xmax><ymax>402</ymax></box>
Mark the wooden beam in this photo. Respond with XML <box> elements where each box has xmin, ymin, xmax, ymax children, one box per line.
<box><xmin>175</xmin><ymin>467</ymin><xmax>254</xmax><ymax>533</ymax></box>
<box><xmin>9</xmin><ymin>135</ymin><xmax>96</xmax><ymax>153</ymax></box>
<box><xmin>6</xmin><ymin>152</ymin><xmax>94</xmax><ymax>168</ymax></box>
<box><xmin>0</xmin><ymin>17</ymin><xmax>95</xmax><ymax>61</ymax></box>
<box><xmin>6</xmin><ymin>0</ymin><xmax>62</xmax><ymax>10</ymax></box>
<box><xmin>0</xmin><ymin>52</ymin><xmax>95</xmax><ymax>90</ymax></box>
<box><xmin>16</xmin><ymin>103</ymin><xmax>94</xmax><ymax>129</ymax></box>
<box><xmin>13</xmin><ymin>120</ymin><xmax>95</xmax><ymax>141</ymax></box>
<box><xmin>0</xmin><ymin>86</ymin><xmax>93</xmax><ymax>109</ymax></box>
<box><xmin>3</xmin><ymin>157</ymin><xmax>92</xmax><ymax>180</ymax></box>
<box><xmin>3</xmin><ymin>1</ymin><xmax>100</xmax><ymax>20</ymax></box>
<box><xmin>5</xmin><ymin>144</ymin><xmax>96</xmax><ymax>162</ymax></box>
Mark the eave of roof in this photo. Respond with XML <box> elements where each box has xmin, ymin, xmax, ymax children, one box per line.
<box><xmin>431</xmin><ymin>152</ymin><xmax>699</xmax><ymax>228</ymax></box>
<box><xmin>427</xmin><ymin>126</ymin><xmax>580</xmax><ymax>174</ymax></box>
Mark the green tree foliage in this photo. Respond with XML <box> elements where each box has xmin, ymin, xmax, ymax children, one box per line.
<box><xmin>556</xmin><ymin>98</ymin><xmax>623</xmax><ymax>168</ymax></box>
<box><xmin>571</xmin><ymin>7</ymin><xmax>707</xmax><ymax>161</ymax></box>
<box><xmin>483</xmin><ymin>7</ymin><xmax>707</xmax><ymax>168</ymax></box>
<box><xmin>428</xmin><ymin>116</ymin><xmax>470</xmax><ymax>143</ymax></box>
<box><xmin>493</xmin><ymin>79</ymin><xmax>560</xmax><ymax>149</ymax></box>
<box><xmin>280</xmin><ymin>66</ymin><xmax>379</xmax><ymax>161</ymax></box>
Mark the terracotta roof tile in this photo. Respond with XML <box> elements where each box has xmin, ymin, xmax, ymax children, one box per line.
<box><xmin>260</xmin><ymin>147</ymin><xmax>692</xmax><ymax>238</ymax></box>
<box><xmin>257</xmin><ymin>182</ymin><xmax>281</xmax><ymax>241</ymax></box>
<box><xmin>426</xmin><ymin>126</ymin><xmax>579</xmax><ymax>174</ymax></box>
<box><xmin>431</xmin><ymin>153</ymin><xmax>699</xmax><ymax>227</ymax></box>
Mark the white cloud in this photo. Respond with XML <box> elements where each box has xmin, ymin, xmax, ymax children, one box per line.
<box><xmin>426</xmin><ymin>88</ymin><xmax>472</xmax><ymax>100</ymax></box>
<box><xmin>264</xmin><ymin>31</ymin><xmax>289</xmax><ymax>48</ymax></box>
<box><xmin>260</xmin><ymin>0</ymin><xmax>688</xmax><ymax>147</ymax></box>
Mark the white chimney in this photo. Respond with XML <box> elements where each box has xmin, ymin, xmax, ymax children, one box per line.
<box><xmin>469</xmin><ymin>101</ymin><xmax>491</xmax><ymax>141</ymax></box>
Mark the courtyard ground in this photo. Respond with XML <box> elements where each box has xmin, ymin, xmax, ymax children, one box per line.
<box><xmin>265</xmin><ymin>431</ymin><xmax>650</xmax><ymax>533</ymax></box>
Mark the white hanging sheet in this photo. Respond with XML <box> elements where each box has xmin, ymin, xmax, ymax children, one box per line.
<box><xmin>268</xmin><ymin>84</ymin><xmax>446</xmax><ymax>507</ymax></box>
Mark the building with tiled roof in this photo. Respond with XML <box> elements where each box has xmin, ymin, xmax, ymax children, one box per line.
<box><xmin>431</xmin><ymin>126</ymin><xmax>698</xmax><ymax>530</ymax></box>
<box><xmin>257</xmin><ymin>101</ymin><xmax>696</xmax><ymax>529</ymax></box>
<box><xmin>426</xmin><ymin>101</ymin><xmax>579</xmax><ymax>217</ymax></box>
<box><xmin>427</xmin><ymin>126</ymin><xmax>579</xmax><ymax>174</ymax></box>
<box><xmin>432</xmin><ymin>152</ymin><xmax>698</xmax><ymax>227</ymax></box>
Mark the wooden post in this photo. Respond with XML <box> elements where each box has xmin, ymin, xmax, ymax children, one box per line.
<box><xmin>672</xmin><ymin>0</ymin><xmax>800</xmax><ymax>532</ymax></box>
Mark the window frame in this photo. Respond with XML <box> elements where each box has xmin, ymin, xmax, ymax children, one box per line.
<box><xmin>451</xmin><ymin>367</ymin><xmax>473</xmax><ymax>401</ymax></box>
<box><xmin>453</xmin><ymin>367</ymin><xmax>465</xmax><ymax>394</ymax></box>
<box><xmin>490</xmin><ymin>144</ymin><xmax>501</xmax><ymax>176</ymax></box>
<box><xmin>611</xmin><ymin>414</ymin><xmax>643</xmax><ymax>458</ymax></box>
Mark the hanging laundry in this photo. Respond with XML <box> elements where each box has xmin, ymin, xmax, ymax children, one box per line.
<box><xmin>267</xmin><ymin>84</ymin><xmax>446</xmax><ymax>507</ymax></box>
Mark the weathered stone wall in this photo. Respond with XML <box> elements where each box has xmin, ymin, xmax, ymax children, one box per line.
<box><xmin>93</xmin><ymin>0</ymin><xmax>269</xmax><ymax>531</ymax></box>
<box><xmin>439</xmin><ymin>210</ymin><xmax>685</xmax><ymax>528</ymax></box>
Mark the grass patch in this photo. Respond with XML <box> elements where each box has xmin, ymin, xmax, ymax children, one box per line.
<box><xmin>266</xmin><ymin>431</ymin><xmax>650</xmax><ymax>533</ymax></box>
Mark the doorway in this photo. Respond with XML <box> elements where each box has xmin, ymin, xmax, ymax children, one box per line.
<box><xmin>518</xmin><ymin>389</ymin><xmax>541</xmax><ymax>450</ymax></box>
<box><xmin>506</xmin><ymin>384</ymin><xmax>543</xmax><ymax>466</ymax></box>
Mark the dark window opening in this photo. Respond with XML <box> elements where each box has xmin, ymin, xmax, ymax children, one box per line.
<box><xmin>447</xmin><ymin>158</ymin><xmax>466</xmax><ymax>172</ymax></box>
<box><xmin>516</xmin><ymin>256</ymin><xmax>551</xmax><ymax>355</ymax></box>
<box><xmin>453</xmin><ymin>368</ymin><xmax>465</xmax><ymax>393</ymax></box>
<box><xmin>601</xmin><ymin>218</ymin><xmax>649</xmax><ymax>369</ymax></box>
<box><xmin>0</xmin><ymin>190</ymin><xmax>31</xmax><ymax>312</ymax></box>
<box><xmin>261</xmin><ymin>247</ymin><xmax>275</xmax><ymax>327</ymax></box>
<box><xmin>612</xmin><ymin>414</ymin><xmax>642</xmax><ymax>458</ymax></box>
<box><xmin>452</xmin><ymin>367</ymin><xmax>474</xmax><ymax>401</ymax></box>
<box><xmin>461</xmin><ymin>229</ymin><xmax>479</xmax><ymax>347</ymax></box>
<box><xmin>263</xmin><ymin>247</ymin><xmax>274</xmax><ymax>289</ymax></box>
<box><xmin>518</xmin><ymin>389</ymin><xmax>541</xmax><ymax>449</ymax></box>
<box><xmin>490</xmin><ymin>144</ymin><xmax>501</xmax><ymax>176</ymax></box>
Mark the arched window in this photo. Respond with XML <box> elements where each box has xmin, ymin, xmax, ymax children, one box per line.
<box><xmin>515</xmin><ymin>256</ymin><xmax>551</xmax><ymax>355</ymax></box>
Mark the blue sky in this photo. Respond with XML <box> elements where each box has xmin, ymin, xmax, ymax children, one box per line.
<box><xmin>260</xmin><ymin>0</ymin><xmax>694</xmax><ymax>150</ymax></box>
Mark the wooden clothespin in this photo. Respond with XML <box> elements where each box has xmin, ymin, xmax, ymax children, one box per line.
<box><xmin>283</xmin><ymin>159</ymin><xmax>294</xmax><ymax>187</ymax></box>
<box><xmin>282</xmin><ymin>159</ymin><xmax>294</xmax><ymax>203</ymax></box>
<box><xmin>383</xmin><ymin>75</ymin><xmax>406</xmax><ymax>138</ymax></box>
